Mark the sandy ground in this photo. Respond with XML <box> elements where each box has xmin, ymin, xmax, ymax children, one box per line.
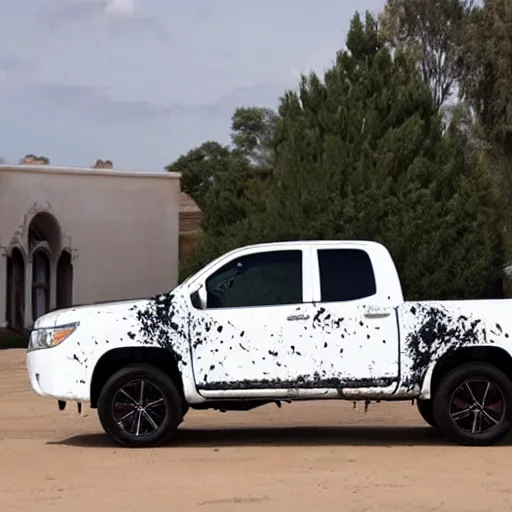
<box><xmin>1</xmin><ymin>350</ymin><xmax>512</xmax><ymax>512</ymax></box>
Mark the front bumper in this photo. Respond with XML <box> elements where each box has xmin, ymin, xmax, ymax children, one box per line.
<box><xmin>27</xmin><ymin>344</ymin><xmax>90</xmax><ymax>403</ymax></box>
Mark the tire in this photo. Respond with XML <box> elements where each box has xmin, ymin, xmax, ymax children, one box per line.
<box><xmin>97</xmin><ymin>363</ymin><xmax>184</xmax><ymax>448</ymax></box>
<box><xmin>416</xmin><ymin>399</ymin><xmax>437</xmax><ymax>428</ymax></box>
<box><xmin>433</xmin><ymin>362</ymin><xmax>512</xmax><ymax>446</ymax></box>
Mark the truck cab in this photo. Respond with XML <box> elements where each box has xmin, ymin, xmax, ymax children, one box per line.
<box><xmin>184</xmin><ymin>240</ymin><xmax>404</xmax><ymax>397</ymax></box>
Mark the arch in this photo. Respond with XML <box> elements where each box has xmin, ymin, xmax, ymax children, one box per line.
<box><xmin>6</xmin><ymin>247</ymin><xmax>25</xmax><ymax>331</ymax></box>
<box><xmin>28</xmin><ymin>212</ymin><xmax>62</xmax><ymax>259</ymax></box>
<box><xmin>32</xmin><ymin>249</ymin><xmax>51</xmax><ymax>321</ymax></box>
<box><xmin>57</xmin><ymin>250</ymin><xmax>74</xmax><ymax>309</ymax></box>
<box><xmin>30</xmin><ymin>241</ymin><xmax>51</xmax><ymax>259</ymax></box>
<box><xmin>6</xmin><ymin>242</ymin><xmax>28</xmax><ymax>262</ymax></box>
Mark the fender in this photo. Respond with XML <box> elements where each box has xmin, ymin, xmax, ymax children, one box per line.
<box><xmin>419</xmin><ymin>345</ymin><xmax>512</xmax><ymax>400</ymax></box>
<box><xmin>83</xmin><ymin>331</ymin><xmax>206</xmax><ymax>406</ymax></box>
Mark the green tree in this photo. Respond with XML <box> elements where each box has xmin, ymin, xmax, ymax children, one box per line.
<box><xmin>380</xmin><ymin>0</ymin><xmax>475</xmax><ymax>111</ymax></box>
<box><xmin>231</xmin><ymin>106</ymin><xmax>278</xmax><ymax>172</ymax></box>
<box><xmin>379</xmin><ymin>0</ymin><xmax>511</xmax><ymax>270</ymax></box>
<box><xmin>167</xmin><ymin>107</ymin><xmax>278</xmax><ymax>249</ymax></box>
<box><xmin>166</xmin><ymin>106</ymin><xmax>278</xmax><ymax>214</ymax></box>
<box><xmin>458</xmin><ymin>0</ymin><xmax>512</xmax><ymax>254</ymax></box>
<box><xmin>460</xmin><ymin>0</ymin><xmax>512</xmax><ymax>155</ymax></box>
<box><xmin>165</xmin><ymin>141</ymin><xmax>234</xmax><ymax>210</ymax></box>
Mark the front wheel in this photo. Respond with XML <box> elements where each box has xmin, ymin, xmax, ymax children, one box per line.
<box><xmin>433</xmin><ymin>362</ymin><xmax>512</xmax><ymax>446</ymax></box>
<box><xmin>97</xmin><ymin>363</ymin><xmax>183</xmax><ymax>447</ymax></box>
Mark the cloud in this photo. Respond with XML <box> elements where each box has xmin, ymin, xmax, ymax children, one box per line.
<box><xmin>104</xmin><ymin>0</ymin><xmax>135</xmax><ymax>18</ymax></box>
<box><xmin>0</xmin><ymin>55</ymin><xmax>24</xmax><ymax>72</ymax></box>
<box><xmin>55</xmin><ymin>0</ymin><xmax>136</xmax><ymax>19</ymax></box>
<box><xmin>0</xmin><ymin>80</ymin><xmax>287</xmax><ymax>171</ymax></box>
<box><xmin>153</xmin><ymin>82</ymin><xmax>285</xmax><ymax>122</ymax></box>
<box><xmin>9</xmin><ymin>82</ymin><xmax>170</xmax><ymax>122</ymax></box>
<box><xmin>4</xmin><ymin>79</ymin><xmax>287</xmax><ymax>136</ymax></box>
<box><xmin>0</xmin><ymin>54</ymin><xmax>35</xmax><ymax>84</ymax></box>
<box><xmin>50</xmin><ymin>0</ymin><xmax>105</xmax><ymax>23</ymax></box>
<box><xmin>19</xmin><ymin>80</ymin><xmax>287</xmax><ymax>124</ymax></box>
<box><xmin>43</xmin><ymin>0</ymin><xmax>168</xmax><ymax>39</ymax></box>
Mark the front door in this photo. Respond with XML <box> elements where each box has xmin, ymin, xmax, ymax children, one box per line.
<box><xmin>188</xmin><ymin>246</ymin><xmax>318</xmax><ymax>396</ymax></box>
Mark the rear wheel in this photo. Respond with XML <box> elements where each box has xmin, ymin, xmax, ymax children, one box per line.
<box><xmin>416</xmin><ymin>399</ymin><xmax>437</xmax><ymax>428</ymax></box>
<box><xmin>97</xmin><ymin>363</ymin><xmax>183</xmax><ymax>447</ymax></box>
<box><xmin>433</xmin><ymin>362</ymin><xmax>512</xmax><ymax>446</ymax></box>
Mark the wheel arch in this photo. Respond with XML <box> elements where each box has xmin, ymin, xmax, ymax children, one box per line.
<box><xmin>420</xmin><ymin>346</ymin><xmax>512</xmax><ymax>399</ymax></box>
<box><xmin>90</xmin><ymin>347</ymin><xmax>185</xmax><ymax>409</ymax></box>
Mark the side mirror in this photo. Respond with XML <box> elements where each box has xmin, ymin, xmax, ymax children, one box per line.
<box><xmin>190</xmin><ymin>282</ymin><xmax>207</xmax><ymax>310</ymax></box>
<box><xmin>198</xmin><ymin>285</ymin><xmax>207</xmax><ymax>308</ymax></box>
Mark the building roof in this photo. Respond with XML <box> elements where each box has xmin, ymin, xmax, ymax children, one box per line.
<box><xmin>179</xmin><ymin>192</ymin><xmax>200</xmax><ymax>212</ymax></box>
<box><xmin>179</xmin><ymin>192</ymin><xmax>202</xmax><ymax>232</ymax></box>
<box><xmin>0</xmin><ymin>164</ymin><xmax>181</xmax><ymax>180</ymax></box>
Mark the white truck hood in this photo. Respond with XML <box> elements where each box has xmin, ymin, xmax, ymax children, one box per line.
<box><xmin>33</xmin><ymin>298</ymin><xmax>153</xmax><ymax>329</ymax></box>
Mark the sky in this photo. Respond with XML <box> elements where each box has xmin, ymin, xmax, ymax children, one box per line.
<box><xmin>0</xmin><ymin>0</ymin><xmax>386</xmax><ymax>172</ymax></box>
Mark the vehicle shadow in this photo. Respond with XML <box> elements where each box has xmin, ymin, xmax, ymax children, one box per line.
<box><xmin>47</xmin><ymin>425</ymin><xmax>512</xmax><ymax>449</ymax></box>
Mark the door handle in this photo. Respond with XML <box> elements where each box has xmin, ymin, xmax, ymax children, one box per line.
<box><xmin>364</xmin><ymin>306</ymin><xmax>392</xmax><ymax>318</ymax></box>
<box><xmin>287</xmin><ymin>314</ymin><xmax>310</xmax><ymax>321</ymax></box>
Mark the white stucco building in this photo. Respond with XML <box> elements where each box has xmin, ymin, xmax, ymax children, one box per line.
<box><xmin>0</xmin><ymin>164</ymin><xmax>181</xmax><ymax>330</ymax></box>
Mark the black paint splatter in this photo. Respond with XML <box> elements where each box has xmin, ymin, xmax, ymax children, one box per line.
<box><xmin>405</xmin><ymin>304</ymin><xmax>485</xmax><ymax>389</ymax></box>
<box><xmin>200</xmin><ymin>374</ymin><xmax>395</xmax><ymax>391</ymax></box>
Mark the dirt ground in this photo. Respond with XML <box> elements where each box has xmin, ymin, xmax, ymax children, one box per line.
<box><xmin>1</xmin><ymin>349</ymin><xmax>512</xmax><ymax>512</ymax></box>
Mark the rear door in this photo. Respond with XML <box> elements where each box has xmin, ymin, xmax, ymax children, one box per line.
<box><xmin>306</xmin><ymin>244</ymin><xmax>400</xmax><ymax>388</ymax></box>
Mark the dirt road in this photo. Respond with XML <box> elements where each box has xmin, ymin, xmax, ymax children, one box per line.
<box><xmin>1</xmin><ymin>348</ymin><xmax>512</xmax><ymax>512</ymax></box>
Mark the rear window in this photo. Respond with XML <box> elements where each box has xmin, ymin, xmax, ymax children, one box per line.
<box><xmin>318</xmin><ymin>248</ymin><xmax>376</xmax><ymax>302</ymax></box>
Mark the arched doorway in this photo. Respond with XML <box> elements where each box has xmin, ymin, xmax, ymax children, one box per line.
<box><xmin>32</xmin><ymin>249</ymin><xmax>51</xmax><ymax>320</ymax></box>
<box><xmin>6</xmin><ymin>248</ymin><xmax>25</xmax><ymax>331</ymax></box>
<box><xmin>28</xmin><ymin>212</ymin><xmax>62</xmax><ymax>256</ymax></box>
<box><xmin>57</xmin><ymin>250</ymin><xmax>73</xmax><ymax>309</ymax></box>
<box><xmin>28</xmin><ymin>212</ymin><xmax>63</xmax><ymax>323</ymax></box>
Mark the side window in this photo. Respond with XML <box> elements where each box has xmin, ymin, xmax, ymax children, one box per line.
<box><xmin>205</xmin><ymin>250</ymin><xmax>303</xmax><ymax>309</ymax></box>
<box><xmin>318</xmin><ymin>249</ymin><xmax>376</xmax><ymax>302</ymax></box>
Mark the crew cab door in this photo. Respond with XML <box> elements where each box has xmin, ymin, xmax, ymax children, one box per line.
<box><xmin>186</xmin><ymin>245</ymin><xmax>317</xmax><ymax>396</ymax></box>
<box><xmin>306</xmin><ymin>244</ymin><xmax>400</xmax><ymax>389</ymax></box>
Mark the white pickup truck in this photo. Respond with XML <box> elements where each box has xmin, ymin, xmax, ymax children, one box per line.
<box><xmin>27</xmin><ymin>240</ymin><xmax>512</xmax><ymax>447</ymax></box>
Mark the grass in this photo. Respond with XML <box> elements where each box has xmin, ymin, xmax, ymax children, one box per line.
<box><xmin>0</xmin><ymin>329</ymin><xmax>29</xmax><ymax>350</ymax></box>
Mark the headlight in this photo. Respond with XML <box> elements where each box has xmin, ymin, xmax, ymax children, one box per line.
<box><xmin>28</xmin><ymin>323</ymin><xmax>79</xmax><ymax>352</ymax></box>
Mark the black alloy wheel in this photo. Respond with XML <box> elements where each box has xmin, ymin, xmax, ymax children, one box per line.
<box><xmin>449</xmin><ymin>378</ymin><xmax>505</xmax><ymax>434</ymax></box>
<box><xmin>433</xmin><ymin>362</ymin><xmax>512</xmax><ymax>446</ymax></box>
<box><xmin>112</xmin><ymin>379</ymin><xmax>166</xmax><ymax>437</ymax></box>
<box><xmin>97</xmin><ymin>364</ymin><xmax>183</xmax><ymax>447</ymax></box>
